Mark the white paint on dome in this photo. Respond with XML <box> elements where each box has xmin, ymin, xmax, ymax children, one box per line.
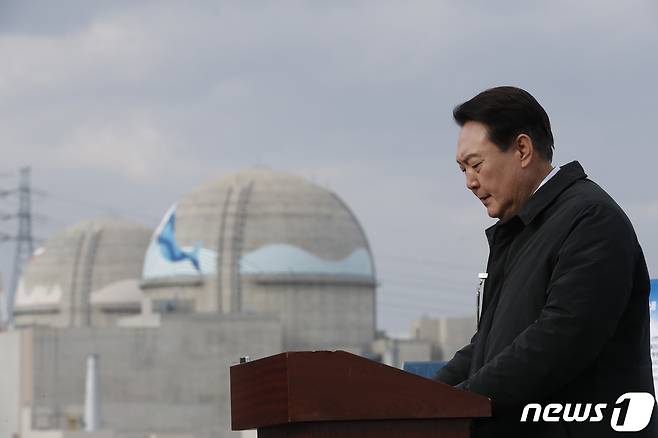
<box><xmin>15</xmin><ymin>280</ymin><xmax>63</xmax><ymax>307</ymax></box>
<box><xmin>239</xmin><ymin>244</ymin><xmax>373</xmax><ymax>277</ymax></box>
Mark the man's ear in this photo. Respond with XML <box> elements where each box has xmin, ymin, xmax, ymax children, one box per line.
<box><xmin>515</xmin><ymin>134</ymin><xmax>534</xmax><ymax>168</ymax></box>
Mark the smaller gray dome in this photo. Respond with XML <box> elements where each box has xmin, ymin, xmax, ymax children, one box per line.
<box><xmin>14</xmin><ymin>218</ymin><xmax>151</xmax><ymax>327</ymax></box>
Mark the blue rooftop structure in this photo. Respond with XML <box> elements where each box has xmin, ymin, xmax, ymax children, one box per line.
<box><xmin>403</xmin><ymin>361</ymin><xmax>446</xmax><ymax>379</ymax></box>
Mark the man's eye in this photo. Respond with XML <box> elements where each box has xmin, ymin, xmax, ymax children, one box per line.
<box><xmin>473</xmin><ymin>162</ymin><xmax>483</xmax><ymax>170</ymax></box>
<box><xmin>459</xmin><ymin>167</ymin><xmax>466</xmax><ymax>173</ymax></box>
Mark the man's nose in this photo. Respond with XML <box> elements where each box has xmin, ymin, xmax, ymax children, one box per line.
<box><xmin>466</xmin><ymin>171</ymin><xmax>479</xmax><ymax>191</ymax></box>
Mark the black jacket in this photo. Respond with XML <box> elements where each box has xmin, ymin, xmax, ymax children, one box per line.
<box><xmin>436</xmin><ymin>161</ymin><xmax>657</xmax><ymax>437</ymax></box>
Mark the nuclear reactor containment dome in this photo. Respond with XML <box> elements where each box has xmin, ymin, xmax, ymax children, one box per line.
<box><xmin>13</xmin><ymin>218</ymin><xmax>151</xmax><ymax>327</ymax></box>
<box><xmin>141</xmin><ymin>169</ymin><xmax>377</xmax><ymax>351</ymax></box>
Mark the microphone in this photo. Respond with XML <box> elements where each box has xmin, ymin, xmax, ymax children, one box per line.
<box><xmin>476</xmin><ymin>273</ymin><xmax>488</xmax><ymax>329</ymax></box>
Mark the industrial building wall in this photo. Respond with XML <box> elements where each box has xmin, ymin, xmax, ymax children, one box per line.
<box><xmin>29</xmin><ymin>314</ymin><xmax>283</xmax><ymax>438</ymax></box>
<box><xmin>242</xmin><ymin>280</ymin><xmax>375</xmax><ymax>352</ymax></box>
<box><xmin>371</xmin><ymin>337</ymin><xmax>432</xmax><ymax>369</ymax></box>
<box><xmin>0</xmin><ymin>330</ymin><xmax>22</xmax><ymax>438</ymax></box>
<box><xmin>411</xmin><ymin>316</ymin><xmax>476</xmax><ymax>361</ymax></box>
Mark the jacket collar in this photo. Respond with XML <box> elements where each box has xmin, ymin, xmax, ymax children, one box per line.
<box><xmin>485</xmin><ymin>161</ymin><xmax>587</xmax><ymax>242</ymax></box>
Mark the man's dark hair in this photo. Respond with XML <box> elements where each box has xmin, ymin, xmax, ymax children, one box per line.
<box><xmin>453</xmin><ymin>86</ymin><xmax>554</xmax><ymax>162</ymax></box>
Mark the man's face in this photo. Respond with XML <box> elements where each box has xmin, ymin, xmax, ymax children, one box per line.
<box><xmin>456</xmin><ymin>121</ymin><xmax>525</xmax><ymax>221</ymax></box>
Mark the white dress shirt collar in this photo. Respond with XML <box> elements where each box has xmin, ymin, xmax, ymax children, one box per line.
<box><xmin>533</xmin><ymin>165</ymin><xmax>561</xmax><ymax>195</ymax></box>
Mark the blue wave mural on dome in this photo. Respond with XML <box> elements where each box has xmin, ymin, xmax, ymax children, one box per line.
<box><xmin>157</xmin><ymin>205</ymin><xmax>201</xmax><ymax>271</ymax></box>
<box><xmin>142</xmin><ymin>204</ymin><xmax>218</xmax><ymax>279</ymax></box>
<box><xmin>239</xmin><ymin>244</ymin><xmax>373</xmax><ymax>277</ymax></box>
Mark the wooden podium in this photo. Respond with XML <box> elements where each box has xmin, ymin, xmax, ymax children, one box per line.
<box><xmin>230</xmin><ymin>351</ymin><xmax>491</xmax><ymax>437</ymax></box>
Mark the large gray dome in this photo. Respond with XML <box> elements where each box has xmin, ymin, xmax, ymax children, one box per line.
<box><xmin>14</xmin><ymin>218</ymin><xmax>151</xmax><ymax>327</ymax></box>
<box><xmin>142</xmin><ymin>168</ymin><xmax>376</xmax><ymax>291</ymax></box>
<box><xmin>141</xmin><ymin>168</ymin><xmax>376</xmax><ymax>350</ymax></box>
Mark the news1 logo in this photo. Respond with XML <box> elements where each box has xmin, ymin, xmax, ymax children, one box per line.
<box><xmin>521</xmin><ymin>393</ymin><xmax>656</xmax><ymax>432</ymax></box>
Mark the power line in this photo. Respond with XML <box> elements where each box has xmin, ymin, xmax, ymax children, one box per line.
<box><xmin>378</xmin><ymin>278</ymin><xmax>475</xmax><ymax>297</ymax></box>
<box><xmin>377</xmin><ymin>253</ymin><xmax>484</xmax><ymax>268</ymax></box>
<box><xmin>376</xmin><ymin>255</ymin><xmax>485</xmax><ymax>274</ymax></box>
<box><xmin>33</xmin><ymin>188</ymin><xmax>160</xmax><ymax>224</ymax></box>
<box><xmin>379</xmin><ymin>274</ymin><xmax>472</xmax><ymax>289</ymax></box>
<box><xmin>33</xmin><ymin>188</ymin><xmax>115</xmax><ymax>211</ymax></box>
<box><xmin>378</xmin><ymin>292</ymin><xmax>472</xmax><ymax>308</ymax></box>
<box><xmin>1</xmin><ymin>211</ymin><xmax>49</xmax><ymax>222</ymax></box>
<box><xmin>377</xmin><ymin>302</ymin><xmax>471</xmax><ymax>318</ymax></box>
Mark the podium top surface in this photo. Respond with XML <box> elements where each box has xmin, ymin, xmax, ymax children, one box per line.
<box><xmin>230</xmin><ymin>350</ymin><xmax>491</xmax><ymax>430</ymax></box>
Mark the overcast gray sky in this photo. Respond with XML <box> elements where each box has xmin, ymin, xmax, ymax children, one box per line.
<box><xmin>1</xmin><ymin>0</ymin><xmax>657</xmax><ymax>335</ymax></box>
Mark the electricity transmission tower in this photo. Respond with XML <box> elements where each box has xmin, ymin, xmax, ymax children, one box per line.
<box><xmin>5</xmin><ymin>167</ymin><xmax>35</xmax><ymax>326</ymax></box>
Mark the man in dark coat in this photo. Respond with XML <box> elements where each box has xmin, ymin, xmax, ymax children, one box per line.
<box><xmin>436</xmin><ymin>86</ymin><xmax>657</xmax><ymax>437</ymax></box>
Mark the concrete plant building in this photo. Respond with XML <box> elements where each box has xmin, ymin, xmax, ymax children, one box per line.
<box><xmin>411</xmin><ymin>315</ymin><xmax>476</xmax><ymax>361</ymax></box>
<box><xmin>0</xmin><ymin>169</ymin><xmax>378</xmax><ymax>438</ymax></box>
<box><xmin>2</xmin><ymin>316</ymin><xmax>281</xmax><ymax>438</ymax></box>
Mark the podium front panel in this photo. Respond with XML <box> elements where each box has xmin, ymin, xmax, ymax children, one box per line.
<box><xmin>258</xmin><ymin>418</ymin><xmax>471</xmax><ymax>438</ymax></box>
